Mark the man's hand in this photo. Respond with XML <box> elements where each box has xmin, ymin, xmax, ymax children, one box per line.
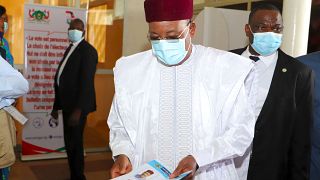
<box><xmin>51</xmin><ymin>109</ymin><xmax>58</xmax><ymax>119</ymax></box>
<box><xmin>169</xmin><ymin>155</ymin><xmax>198</xmax><ymax>179</ymax></box>
<box><xmin>110</xmin><ymin>154</ymin><xmax>132</xmax><ymax>178</ymax></box>
<box><xmin>68</xmin><ymin>108</ymin><xmax>82</xmax><ymax>126</ymax></box>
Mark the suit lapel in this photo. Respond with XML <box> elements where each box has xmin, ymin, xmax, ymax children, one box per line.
<box><xmin>255</xmin><ymin>50</ymin><xmax>291</xmax><ymax>129</ymax></box>
<box><xmin>56</xmin><ymin>40</ymin><xmax>83</xmax><ymax>72</ymax></box>
<box><xmin>54</xmin><ymin>44</ymin><xmax>72</xmax><ymax>83</ymax></box>
<box><xmin>56</xmin><ymin>44</ymin><xmax>73</xmax><ymax>71</ymax></box>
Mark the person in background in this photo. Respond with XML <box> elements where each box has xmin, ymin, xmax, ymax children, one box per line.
<box><xmin>0</xmin><ymin>5</ymin><xmax>13</xmax><ymax>66</ymax></box>
<box><xmin>298</xmin><ymin>52</ymin><xmax>320</xmax><ymax>180</ymax></box>
<box><xmin>0</xmin><ymin>55</ymin><xmax>29</xmax><ymax>179</ymax></box>
<box><xmin>51</xmin><ymin>18</ymin><xmax>98</xmax><ymax>180</ymax></box>
<box><xmin>230</xmin><ymin>3</ymin><xmax>314</xmax><ymax>180</ymax></box>
<box><xmin>0</xmin><ymin>12</ymin><xmax>23</xmax><ymax>180</ymax></box>
<box><xmin>108</xmin><ymin>0</ymin><xmax>256</xmax><ymax>179</ymax></box>
<box><xmin>0</xmin><ymin>15</ymin><xmax>5</xmax><ymax>59</ymax></box>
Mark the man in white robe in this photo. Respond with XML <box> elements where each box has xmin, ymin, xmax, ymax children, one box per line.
<box><xmin>108</xmin><ymin>0</ymin><xmax>255</xmax><ymax>179</ymax></box>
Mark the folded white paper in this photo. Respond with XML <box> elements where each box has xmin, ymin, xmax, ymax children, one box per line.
<box><xmin>3</xmin><ymin>105</ymin><xmax>28</xmax><ymax>125</ymax></box>
<box><xmin>112</xmin><ymin>160</ymin><xmax>191</xmax><ymax>180</ymax></box>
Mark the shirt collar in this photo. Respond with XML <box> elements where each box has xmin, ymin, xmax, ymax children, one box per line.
<box><xmin>242</xmin><ymin>46</ymin><xmax>278</xmax><ymax>67</ymax></box>
<box><xmin>72</xmin><ymin>37</ymin><xmax>84</xmax><ymax>46</ymax></box>
<box><xmin>182</xmin><ymin>44</ymin><xmax>195</xmax><ymax>65</ymax></box>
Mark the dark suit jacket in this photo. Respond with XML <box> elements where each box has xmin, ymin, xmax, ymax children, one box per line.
<box><xmin>0</xmin><ymin>46</ymin><xmax>6</xmax><ymax>59</ymax></box>
<box><xmin>53</xmin><ymin>39</ymin><xmax>98</xmax><ymax>115</ymax></box>
<box><xmin>298</xmin><ymin>52</ymin><xmax>320</xmax><ymax>180</ymax></box>
<box><xmin>231</xmin><ymin>48</ymin><xmax>314</xmax><ymax>180</ymax></box>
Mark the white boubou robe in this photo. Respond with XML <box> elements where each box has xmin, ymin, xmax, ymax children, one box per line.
<box><xmin>108</xmin><ymin>45</ymin><xmax>255</xmax><ymax>179</ymax></box>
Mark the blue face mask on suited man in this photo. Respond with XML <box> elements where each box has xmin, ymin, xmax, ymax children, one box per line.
<box><xmin>68</xmin><ymin>29</ymin><xmax>83</xmax><ymax>43</ymax></box>
<box><xmin>151</xmin><ymin>24</ymin><xmax>191</xmax><ymax>66</ymax></box>
<box><xmin>250</xmin><ymin>27</ymin><xmax>283</xmax><ymax>56</ymax></box>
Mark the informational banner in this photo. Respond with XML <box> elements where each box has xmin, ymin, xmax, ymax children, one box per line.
<box><xmin>22</xmin><ymin>4</ymin><xmax>87</xmax><ymax>159</ymax></box>
<box><xmin>22</xmin><ymin>112</ymin><xmax>65</xmax><ymax>159</ymax></box>
<box><xmin>23</xmin><ymin>4</ymin><xmax>87</xmax><ymax>112</ymax></box>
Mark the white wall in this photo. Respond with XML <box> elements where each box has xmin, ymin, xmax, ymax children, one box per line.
<box><xmin>194</xmin><ymin>0</ymin><xmax>205</xmax><ymax>5</ymax></box>
<box><xmin>193</xmin><ymin>7</ymin><xmax>250</xmax><ymax>51</ymax></box>
<box><xmin>122</xmin><ymin>0</ymin><xmax>149</xmax><ymax>56</ymax></box>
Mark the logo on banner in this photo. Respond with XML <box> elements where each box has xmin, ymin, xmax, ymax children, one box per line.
<box><xmin>65</xmin><ymin>10</ymin><xmax>75</xmax><ymax>24</ymax></box>
<box><xmin>49</xmin><ymin>117</ymin><xmax>59</xmax><ymax>128</ymax></box>
<box><xmin>28</xmin><ymin>9</ymin><xmax>50</xmax><ymax>23</ymax></box>
<box><xmin>32</xmin><ymin>117</ymin><xmax>44</xmax><ymax>128</ymax></box>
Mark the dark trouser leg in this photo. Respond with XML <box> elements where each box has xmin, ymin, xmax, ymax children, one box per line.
<box><xmin>63</xmin><ymin>111</ymin><xmax>87</xmax><ymax>180</ymax></box>
<box><xmin>0</xmin><ymin>168</ymin><xmax>3</xmax><ymax>180</ymax></box>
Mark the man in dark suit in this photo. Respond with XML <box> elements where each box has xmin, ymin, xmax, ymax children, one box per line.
<box><xmin>51</xmin><ymin>18</ymin><xmax>98</xmax><ymax>180</ymax></box>
<box><xmin>230</xmin><ymin>4</ymin><xmax>314</xmax><ymax>180</ymax></box>
<box><xmin>298</xmin><ymin>52</ymin><xmax>320</xmax><ymax>180</ymax></box>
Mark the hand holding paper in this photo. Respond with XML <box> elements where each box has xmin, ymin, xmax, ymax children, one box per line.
<box><xmin>169</xmin><ymin>155</ymin><xmax>198</xmax><ymax>180</ymax></box>
<box><xmin>110</xmin><ymin>154</ymin><xmax>133</xmax><ymax>178</ymax></box>
<box><xmin>111</xmin><ymin>159</ymin><xmax>191</xmax><ymax>180</ymax></box>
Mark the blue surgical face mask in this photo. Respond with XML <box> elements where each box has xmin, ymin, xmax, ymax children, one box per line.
<box><xmin>3</xmin><ymin>22</ymin><xmax>8</xmax><ymax>33</ymax></box>
<box><xmin>68</xmin><ymin>29</ymin><xmax>83</xmax><ymax>43</ymax></box>
<box><xmin>250</xmin><ymin>26</ymin><xmax>282</xmax><ymax>56</ymax></box>
<box><xmin>151</xmin><ymin>25</ymin><xmax>191</xmax><ymax>66</ymax></box>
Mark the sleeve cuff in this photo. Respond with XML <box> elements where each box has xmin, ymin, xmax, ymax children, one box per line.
<box><xmin>192</xmin><ymin>150</ymin><xmax>213</xmax><ymax>172</ymax></box>
<box><xmin>112</xmin><ymin>147</ymin><xmax>135</xmax><ymax>164</ymax></box>
<box><xmin>0</xmin><ymin>99</ymin><xmax>15</xmax><ymax>109</ymax></box>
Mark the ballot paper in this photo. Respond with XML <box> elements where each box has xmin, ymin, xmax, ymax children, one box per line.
<box><xmin>112</xmin><ymin>160</ymin><xmax>191</xmax><ymax>180</ymax></box>
<box><xmin>3</xmin><ymin>105</ymin><xmax>28</xmax><ymax>124</ymax></box>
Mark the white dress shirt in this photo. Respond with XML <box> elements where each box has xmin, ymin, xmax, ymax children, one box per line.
<box><xmin>0</xmin><ymin>56</ymin><xmax>29</xmax><ymax>109</ymax></box>
<box><xmin>57</xmin><ymin>38</ymin><xmax>84</xmax><ymax>86</ymax></box>
<box><xmin>235</xmin><ymin>47</ymin><xmax>278</xmax><ymax>180</ymax></box>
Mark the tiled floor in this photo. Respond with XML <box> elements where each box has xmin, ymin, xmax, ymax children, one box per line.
<box><xmin>9</xmin><ymin>152</ymin><xmax>114</xmax><ymax>180</ymax></box>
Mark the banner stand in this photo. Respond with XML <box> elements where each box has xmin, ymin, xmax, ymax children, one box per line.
<box><xmin>21</xmin><ymin>151</ymin><xmax>87</xmax><ymax>161</ymax></box>
<box><xmin>22</xmin><ymin>4</ymin><xmax>87</xmax><ymax>161</ymax></box>
<box><xmin>21</xmin><ymin>152</ymin><xmax>67</xmax><ymax>161</ymax></box>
